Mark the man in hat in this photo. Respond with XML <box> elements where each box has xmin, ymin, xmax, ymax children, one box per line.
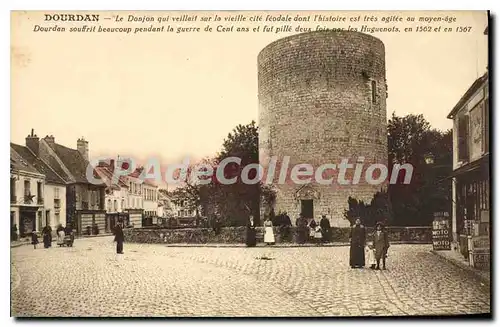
<box><xmin>373</xmin><ymin>222</ymin><xmax>390</xmax><ymax>270</ymax></box>
<box><xmin>114</xmin><ymin>222</ymin><xmax>125</xmax><ymax>254</ymax></box>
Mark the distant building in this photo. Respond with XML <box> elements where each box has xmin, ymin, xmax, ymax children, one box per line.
<box><xmin>11</xmin><ymin>146</ymin><xmax>46</xmax><ymax>237</ymax></box>
<box><xmin>11</xmin><ymin>141</ymin><xmax>67</xmax><ymax>237</ymax></box>
<box><xmin>18</xmin><ymin>130</ymin><xmax>106</xmax><ymax>235</ymax></box>
<box><xmin>142</xmin><ymin>179</ymin><xmax>159</xmax><ymax>220</ymax></box>
<box><xmin>94</xmin><ymin>159</ymin><xmax>130</xmax><ymax>231</ymax></box>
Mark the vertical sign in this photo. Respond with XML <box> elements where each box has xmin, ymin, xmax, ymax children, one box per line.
<box><xmin>432</xmin><ymin>212</ymin><xmax>451</xmax><ymax>251</ymax></box>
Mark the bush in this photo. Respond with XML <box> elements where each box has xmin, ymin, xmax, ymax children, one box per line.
<box><xmin>344</xmin><ymin>190</ymin><xmax>392</xmax><ymax>227</ymax></box>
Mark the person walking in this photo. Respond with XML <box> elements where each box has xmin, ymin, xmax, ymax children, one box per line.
<box><xmin>373</xmin><ymin>222</ymin><xmax>390</xmax><ymax>270</ymax></box>
<box><xmin>42</xmin><ymin>224</ymin><xmax>52</xmax><ymax>249</ymax></box>
<box><xmin>114</xmin><ymin>222</ymin><xmax>125</xmax><ymax>254</ymax></box>
<box><xmin>349</xmin><ymin>218</ymin><xmax>366</xmax><ymax>268</ymax></box>
<box><xmin>31</xmin><ymin>230</ymin><xmax>39</xmax><ymax>249</ymax></box>
<box><xmin>245</xmin><ymin>215</ymin><xmax>257</xmax><ymax>247</ymax></box>
<box><xmin>263</xmin><ymin>216</ymin><xmax>275</xmax><ymax>245</ymax></box>
<box><xmin>320</xmin><ymin>215</ymin><xmax>331</xmax><ymax>243</ymax></box>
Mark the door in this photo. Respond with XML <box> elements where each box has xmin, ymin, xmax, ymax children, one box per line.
<box><xmin>301</xmin><ymin>200</ymin><xmax>314</xmax><ymax>219</ymax></box>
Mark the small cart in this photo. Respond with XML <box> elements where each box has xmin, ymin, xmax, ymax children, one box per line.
<box><xmin>62</xmin><ymin>233</ymin><xmax>74</xmax><ymax>247</ymax></box>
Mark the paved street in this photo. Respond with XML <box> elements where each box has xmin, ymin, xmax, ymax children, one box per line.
<box><xmin>11</xmin><ymin>237</ymin><xmax>490</xmax><ymax>317</ymax></box>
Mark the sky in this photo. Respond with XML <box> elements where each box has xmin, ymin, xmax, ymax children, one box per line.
<box><xmin>11</xmin><ymin>10</ymin><xmax>488</xmax><ymax>166</ymax></box>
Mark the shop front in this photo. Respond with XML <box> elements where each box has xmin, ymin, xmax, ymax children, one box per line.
<box><xmin>454</xmin><ymin>155</ymin><xmax>490</xmax><ymax>269</ymax></box>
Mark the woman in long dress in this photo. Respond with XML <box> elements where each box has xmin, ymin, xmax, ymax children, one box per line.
<box><xmin>295</xmin><ymin>214</ymin><xmax>307</xmax><ymax>244</ymax></box>
<box><xmin>42</xmin><ymin>225</ymin><xmax>51</xmax><ymax>248</ymax></box>
<box><xmin>349</xmin><ymin>218</ymin><xmax>366</xmax><ymax>268</ymax></box>
<box><xmin>245</xmin><ymin>215</ymin><xmax>257</xmax><ymax>247</ymax></box>
<box><xmin>56</xmin><ymin>224</ymin><xmax>65</xmax><ymax>246</ymax></box>
<box><xmin>263</xmin><ymin>217</ymin><xmax>275</xmax><ymax>245</ymax></box>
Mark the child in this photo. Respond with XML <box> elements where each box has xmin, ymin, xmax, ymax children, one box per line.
<box><xmin>31</xmin><ymin>230</ymin><xmax>39</xmax><ymax>249</ymax></box>
<box><xmin>366</xmin><ymin>241</ymin><xmax>376</xmax><ymax>269</ymax></box>
<box><xmin>314</xmin><ymin>225</ymin><xmax>322</xmax><ymax>245</ymax></box>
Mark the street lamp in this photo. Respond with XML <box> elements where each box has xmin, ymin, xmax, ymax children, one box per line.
<box><xmin>424</xmin><ymin>153</ymin><xmax>435</xmax><ymax>165</ymax></box>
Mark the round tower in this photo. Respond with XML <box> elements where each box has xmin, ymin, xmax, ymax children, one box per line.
<box><xmin>258</xmin><ymin>31</ymin><xmax>388</xmax><ymax>227</ymax></box>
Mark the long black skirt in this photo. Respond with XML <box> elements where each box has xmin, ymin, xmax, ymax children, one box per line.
<box><xmin>296</xmin><ymin>227</ymin><xmax>307</xmax><ymax>244</ymax></box>
<box><xmin>246</xmin><ymin>228</ymin><xmax>256</xmax><ymax>247</ymax></box>
<box><xmin>43</xmin><ymin>234</ymin><xmax>51</xmax><ymax>248</ymax></box>
<box><xmin>349</xmin><ymin>244</ymin><xmax>365</xmax><ymax>267</ymax></box>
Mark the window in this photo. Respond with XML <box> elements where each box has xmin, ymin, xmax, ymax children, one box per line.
<box><xmin>371</xmin><ymin>80</ymin><xmax>377</xmax><ymax>104</ymax></box>
<box><xmin>54</xmin><ymin>187</ymin><xmax>60</xmax><ymax>199</ymax></box>
<box><xmin>91</xmin><ymin>191</ymin><xmax>96</xmax><ymax>206</ymax></box>
<box><xmin>458</xmin><ymin>114</ymin><xmax>470</xmax><ymax>162</ymax></box>
<box><xmin>10</xmin><ymin>178</ymin><xmax>16</xmax><ymax>203</ymax></box>
<box><xmin>37</xmin><ymin>181</ymin><xmax>43</xmax><ymax>200</ymax></box>
<box><xmin>114</xmin><ymin>200</ymin><xmax>118</xmax><ymax>211</ymax></box>
<box><xmin>107</xmin><ymin>199</ymin><xmax>111</xmax><ymax>210</ymax></box>
<box><xmin>24</xmin><ymin>180</ymin><xmax>31</xmax><ymax>197</ymax></box>
<box><xmin>121</xmin><ymin>199</ymin><xmax>125</xmax><ymax>211</ymax></box>
<box><xmin>484</xmin><ymin>99</ymin><xmax>489</xmax><ymax>153</ymax></box>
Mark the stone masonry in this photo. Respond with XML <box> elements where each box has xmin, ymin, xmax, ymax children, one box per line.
<box><xmin>258</xmin><ymin>31</ymin><xmax>388</xmax><ymax>227</ymax></box>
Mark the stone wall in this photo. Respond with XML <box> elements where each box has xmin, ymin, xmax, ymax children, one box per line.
<box><xmin>124</xmin><ymin>226</ymin><xmax>432</xmax><ymax>245</ymax></box>
<box><xmin>258</xmin><ymin>31</ymin><xmax>388</xmax><ymax>227</ymax></box>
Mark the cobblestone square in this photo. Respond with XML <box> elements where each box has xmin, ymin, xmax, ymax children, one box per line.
<box><xmin>11</xmin><ymin>237</ymin><xmax>490</xmax><ymax>317</ymax></box>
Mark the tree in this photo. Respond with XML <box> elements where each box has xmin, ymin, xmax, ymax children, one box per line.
<box><xmin>387</xmin><ymin>113</ymin><xmax>453</xmax><ymax>226</ymax></box>
<box><xmin>211</xmin><ymin>120</ymin><xmax>275</xmax><ymax>226</ymax></box>
<box><xmin>344</xmin><ymin>190</ymin><xmax>391</xmax><ymax>227</ymax></box>
<box><xmin>167</xmin><ymin>157</ymin><xmax>216</xmax><ymax>220</ymax></box>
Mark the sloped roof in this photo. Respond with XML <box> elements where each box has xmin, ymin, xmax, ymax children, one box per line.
<box><xmin>447</xmin><ymin>72</ymin><xmax>489</xmax><ymax>119</ymax></box>
<box><xmin>10</xmin><ymin>143</ymin><xmax>65</xmax><ymax>184</ymax></box>
<box><xmin>49</xmin><ymin>142</ymin><xmax>90</xmax><ymax>183</ymax></box>
<box><xmin>94</xmin><ymin>163</ymin><xmax>129</xmax><ymax>189</ymax></box>
<box><xmin>10</xmin><ymin>147</ymin><xmax>41</xmax><ymax>175</ymax></box>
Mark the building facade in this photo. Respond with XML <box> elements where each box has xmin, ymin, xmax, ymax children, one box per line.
<box><xmin>447</xmin><ymin>70</ymin><xmax>490</xmax><ymax>269</ymax></box>
<box><xmin>20</xmin><ymin>131</ymin><xmax>106</xmax><ymax>235</ymax></box>
<box><xmin>10</xmin><ymin>148</ymin><xmax>46</xmax><ymax>237</ymax></box>
<box><xmin>143</xmin><ymin>180</ymin><xmax>159</xmax><ymax>219</ymax></box>
<box><xmin>11</xmin><ymin>140</ymin><xmax>67</xmax><ymax>238</ymax></box>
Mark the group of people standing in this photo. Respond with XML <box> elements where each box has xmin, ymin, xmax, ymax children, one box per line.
<box><xmin>245</xmin><ymin>212</ymin><xmax>333</xmax><ymax>247</ymax></box>
<box><xmin>349</xmin><ymin>218</ymin><xmax>390</xmax><ymax>270</ymax></box>
<box><xmin>31</xmin><ymin>224</ymin><xmax>74</xmax><ymax>249</ymax></box>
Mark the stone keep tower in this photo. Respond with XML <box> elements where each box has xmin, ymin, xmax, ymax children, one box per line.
<box><xmin>258</xmin><ymin>31</ymin><xmax>388</xmax><ymax>227</ymax></box>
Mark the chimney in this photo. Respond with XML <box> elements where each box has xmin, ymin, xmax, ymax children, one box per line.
<box><xmin>77</xmin><ymin>137</ymin><xmax>89</xmax><ymax>161</ymax></box>
<box><xmin>110</xmin><ymin>159</ymin><xmax>115</xmax><ymax>172</ymax></box>
<box><xmin>44</xmin><ymin>135</ymin><xmax>55</xmax><ymax>147</ymax></box>
<box><xmin>25</xmin><ymin>128</ymin><xmax>40</xmax><ymax>155</ymax></box>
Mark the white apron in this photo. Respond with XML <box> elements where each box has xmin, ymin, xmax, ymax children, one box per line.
<box><xmin>264</xmin><ymin>222</ymin><xmax>275</xmax><ymax>244</ymax></box>
<box><xmin>57</xmin><ymin>230</ymin><xmax>65</xmax><ymax>245</ymax></box>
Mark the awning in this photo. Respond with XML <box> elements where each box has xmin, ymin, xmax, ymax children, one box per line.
<box><xmin>449</xmin><ymin>154</ymin><xmax>490</xmax><ymax>178</ymax></box>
